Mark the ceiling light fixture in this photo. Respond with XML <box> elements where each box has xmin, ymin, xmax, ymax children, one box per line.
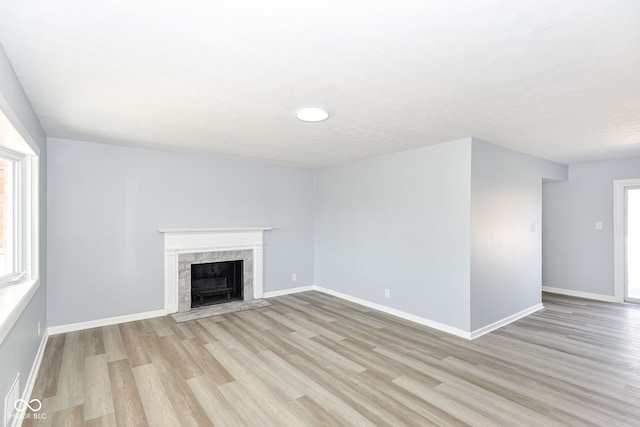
<box><xmin>296</xmin><ymin>107</ymin><xmax>329</xmax><ymax>122</ymax></box>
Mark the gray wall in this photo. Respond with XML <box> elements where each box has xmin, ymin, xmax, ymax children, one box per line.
<box><xmin>0</xmin><ymin>43</ymin><xmax>47</xmax><ymax>425</ymax></box>
<box><xmin>315</xmin><ymin>137</ymin><xmax>568</xmax><ymax>334</ymax></box>
<box><xmin>315</xmin><ymin>138</ymin><xmax>473</xmax><ymax>331</ymax></box>
<box><xmin>470</xmin><ymin>139</ymin><xmax>567</xmax><ymax>330</ymax></box>
<box><xmin>543</xmin><ymin>157</ymin><xmax>640</xmax><ymax>296</ymax></box>
<box><xmin>47</xmin><ymin>138</ymin><xmax>315</xmax><ymax>326</ymax></box>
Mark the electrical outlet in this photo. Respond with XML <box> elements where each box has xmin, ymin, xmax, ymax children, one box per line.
<box><xmin>292</xmin><ymin>273</ymin><xmax>297</xmax><ymax>282</ymax></box>
<box><xmin>37</xmin><ymin>321</ymin><xmax>41</xmax><ymax>337</ymax></box>
<box><xmin>384</xmin><ymin>289</ymin><xmax>390</xmax><ymax>298</ymax></box>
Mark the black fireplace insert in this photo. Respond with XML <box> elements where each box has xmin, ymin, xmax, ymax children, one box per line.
<box><xmin>190</xmin><ymin>260</ymin><xmax>243</xmax><ymax>308</ymax></box>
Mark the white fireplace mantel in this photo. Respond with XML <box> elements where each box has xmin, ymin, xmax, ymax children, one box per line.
<box><xmin>158</xmin><ymin>227</ymin><xmax>273</xmax><ymax>234</ymax></box>
<box><xmin>159</xmin><ymin>227</ymin><xmax>273</xmax><ymax>313</ymax></box>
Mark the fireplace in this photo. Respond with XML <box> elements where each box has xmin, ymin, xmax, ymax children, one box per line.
<box><xmin>177</xmin><ymin>249</ymin><xmax>253</xmax><ymax>312</ymax></box>
<box><xmin>159</xmin><ymin>227</ymin><xmax>272</xmax><ymax>314</ymax></box>
<box><xmin>191</xmin><ymin>260</ymin><xmax>243</xmax><ymax>308</ymax></box>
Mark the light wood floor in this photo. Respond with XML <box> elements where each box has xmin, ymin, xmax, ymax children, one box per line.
<box><xmin>25</xmin><ymin>292</ymin><xmax>640</xmax><ymax>426</ymax></box>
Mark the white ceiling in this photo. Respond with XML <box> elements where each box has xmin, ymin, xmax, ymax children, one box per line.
<box><xmin>0</xmin><ymin>0</ymin><xmax>638</xmax><ymax>167</ymax></box>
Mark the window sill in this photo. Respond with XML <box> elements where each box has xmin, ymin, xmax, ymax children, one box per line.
<box><xmin>0</xmin><ymin>279</ymin><xmax>40</xmax><ymax>345</ymax></box>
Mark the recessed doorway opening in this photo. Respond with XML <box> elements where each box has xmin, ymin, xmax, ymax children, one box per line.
<box><xmin>625</xmin><ymin>186</ymin><xmax>640</xmax><ymax>303</ymax></box>
<box><xmin>614</xmin><ymin>178</ymin><xmax>640</xmax><ymax>303</ymax></box>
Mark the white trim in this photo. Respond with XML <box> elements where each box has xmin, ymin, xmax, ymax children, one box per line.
<box><xmin>170</xmin><ymin>244</ymin><xmax>260</xmax><ymax>254</ymax></box>
<box><xmin>27</xmin><ymin>156</ymin><xmax>38</xmax><ymax>280</ymax></box>
<box><xmin>0</xmin><ymin>92</ymin><xmax>40</xmax><ymax>156</ymax></box>
<box><xmin>314</xmin><ymin>286</ymin><xmax>473</xmax><ymax>339</ymax></box>
<box><xmin>542</xmin><ymin>285</ymin><xmax>620</xmax><ymax>303</ymax></box>
<box><xmin>47</xmin><ymin>309</ymin><xmax>166</xmax><ymax>335</ymax></box>
<box><xmin>165</xmin><ymin>249</ymin><xmax>178</xmax><ymax>313</ymax></box>
<box><xmin>44</xmin><ymin>285</ymin><xmax>543</xmax><ymax>341</ymax></box>
<box><xmin>160</xmin><ymin>228</ymin><xmax>272</xmax><ymax>312</ymax></box>
<box><xmin>269</xmin><ymin>285</ymin><xmax>542</xmax><ymax>339</ymax></box>
<box><xmin>6</xmin><ymin>374</ymin><xmax>20</xmax><ymax>427</ymax></box>
<box><xmin>263</xmin><ymin>286</ymin><xmax>316</xmax><ymax>298</ymax></box>
<box><xmin>614</xmin><ymin>178</ymin><xmax>640</xmax><ymax>303</ymax></box>
<box><xmin>20</xmin><ymin>329</ymin><xmax>48</xmax><ymax>415</ymax></box>
<box><xmin>0</xmin><ymin>147</ymin><xmax>29</xmax><ymax>287</ymax></box>
<box><xmin>0</xmin><ymin>279</ymin><xmax>39</xmax><ymax>345</ymax></box>
<box><xmin>159</xmin><ymin>227</ymin><xmax>273</xmax><ymax>234</ymax></box>
<box><xmin>7</xmin><ymin>330</ymin><xmax>47</xmax><ymax>427</ymax></box>
<box><xmin>469</xmin><ymin>303</ymin><xmax>544</xmax><ymax>340</ymax></box>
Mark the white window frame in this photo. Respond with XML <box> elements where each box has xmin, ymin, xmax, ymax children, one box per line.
<box><xmin>0</xmin><ymin>101</ymin><xmax>40</xmax><ymax>346</ymax></box>
<box><xmin>0</xmin><ymin>145</ymin><xmax>27</xmax><ymax>286</ymax></box>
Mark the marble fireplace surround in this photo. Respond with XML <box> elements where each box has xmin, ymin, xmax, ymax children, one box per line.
<box><xmin>159</xmin><ymin>228</ymin><xmax>272</xmax><ymax>313</ymax></box>
<box><xmin>178</xmin><ymin>250</ymin><xmax>253</xmax><ymax>312</ymax></box>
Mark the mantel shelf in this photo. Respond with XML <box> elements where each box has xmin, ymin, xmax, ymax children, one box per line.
<box><xmin>158</xmin><ymin>227</ymin><xmax>273</xmax><ymax>234</ymax></box>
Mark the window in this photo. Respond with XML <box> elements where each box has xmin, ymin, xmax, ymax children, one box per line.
<box><xmin>0</xmin><ymin>105</ymin><xmax>39</xmax><ymax>344</ymax></box>
<box><xmin>0</xmin><ymin>148</ymin><xmax>24</xmax><ymax>283</ymax></box>
<box><xmin>0</xmin><ymin>108</ymin><xmax>38</xmax><ymax>290</ymax></box>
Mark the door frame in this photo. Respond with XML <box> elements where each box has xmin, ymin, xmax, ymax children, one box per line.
<box><xmin>613</xmin><ymin>178</ymin><xmax>640</xmax><ymax>302</ymax></box>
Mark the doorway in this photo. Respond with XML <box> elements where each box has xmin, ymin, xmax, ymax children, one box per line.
<box><xmin>614</xmin><ymin>179</ymin><xmax>640</xmax><ymax>303</ymax></box>
<box><xmin>625</xmin><ymin>186</ymin><xmax>640</xmax><ymax>303</ymax></box>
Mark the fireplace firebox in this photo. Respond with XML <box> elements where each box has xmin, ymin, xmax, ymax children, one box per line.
<box><xmin>191</xmin><ymin>260</ymin><xmax>243</xmax><ymax>308</ymax></box>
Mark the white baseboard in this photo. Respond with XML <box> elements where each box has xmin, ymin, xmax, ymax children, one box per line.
<box><xmin>314</xmin><ymin>286</ymin><xmax>473</xmax><ymax>340</ymax></box>
<box><xmin>469</xmin><ymin>303</ymin><xmax>544</xmax><ymax>340</ymax></box>
<box><xmin>47</xmin><ymin>309</ymin><xmax>167</xmax><ymax>335</ymax></box>
<box><xmin>12</xmin><ymin>330</ymin><xmax>49</xmax><ymax>426</ymax></box>
<box><xmin>542</xmin><ymin>286</ymin><xmax>621</xmax><ymax>303</ymax></box>
<box><xmin>267</xmin><ymin>285</ymin><xmax>542</xmax><ymax>340</ymax></box>
<box><xmin>263</xmin><ymin>286</ymin><xmax>316</xmax><ymax>298</ymax></box>
<box><xmin>46</xmin><ymin>287</ymin><xmax>544</xmax><ymax>341</ymax></box>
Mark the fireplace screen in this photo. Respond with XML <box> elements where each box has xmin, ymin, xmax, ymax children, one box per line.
<box><xmin>190</xmin><ymin>260</ymin><xmax>243</xmax><ymax>308</ymax></box>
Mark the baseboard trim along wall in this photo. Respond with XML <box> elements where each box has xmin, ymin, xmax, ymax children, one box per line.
<box><xmin>542</xmin><ymin>286</ymin><xmax>621</xmax><ymax>303</ymax></box>
<box><xmin>15</xmin><ymin>330</ymin><xmax>49</xmax><ymax>424</ymax></box>
<box><xmin>264</xmin><ymin>286</ymin><xmax>548</xmax><ymax>340</ymax></box>
<box><xmin>47</xmin><ymin>309</ymin><xmax>167</xmax><ymax>335</ymax></box>
<box><xmin>48</xmin><ymin>286</ymin><xmax>547</xmax><ymax>339</ymax></box>
<box><xmin>262</xmin><ymin>286</ymin><xmax>315</xmax><ymax>298</ymax></box>
<box><xmin>469</xmin><ymin>303</ymin><xmax>544</xmax><ymax>340</ymax></box>
<box><xmin>313</xmin><ymin>286</ymin><xmax>474</xmax><ymax>339</ymax></box>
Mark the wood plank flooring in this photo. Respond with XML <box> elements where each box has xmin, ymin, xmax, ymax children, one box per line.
<box><xmin>24</xmin><ymin>292</ymin><xmax>640</xmax><ymax>426</ymax></box>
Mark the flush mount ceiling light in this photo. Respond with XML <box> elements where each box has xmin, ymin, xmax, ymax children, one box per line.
<box><xmin>296</xmin><ymin>107</ymin><xmax>329</xmax><ymax>122</ymax></box>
